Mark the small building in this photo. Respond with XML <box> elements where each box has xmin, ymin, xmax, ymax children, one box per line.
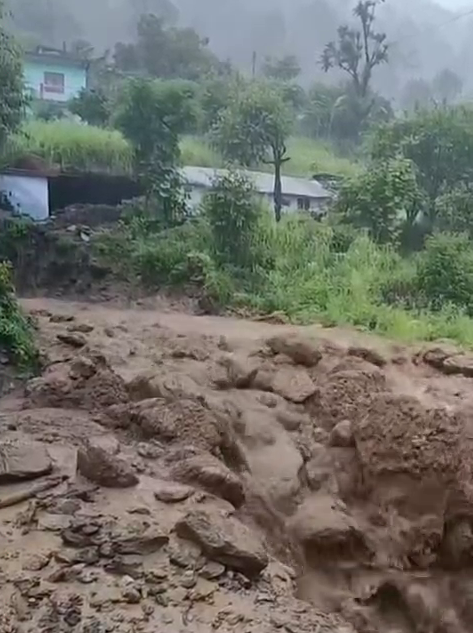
<box><xmin>24</xmin><ymin>46</ymin><xmax>88</xmax><ymax>102</ymax></box>
<box><xmin>0</xmin><ymin>167</ymin><xmax>57</xmax><ymax>221</ymax></box>
<box><xmin>181</xmin><ymin>166</ymin><xmax>332</xmax><ymax>215</ymax></box>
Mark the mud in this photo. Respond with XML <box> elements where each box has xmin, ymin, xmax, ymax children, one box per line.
<box><xmin>1</xmin><ymin>297</ymin><xmax>473</xmax><ymax>632</ymax></box>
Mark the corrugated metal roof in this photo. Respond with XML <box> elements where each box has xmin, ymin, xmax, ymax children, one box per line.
<box><xmin>181</xmin><ymin>166</ymin><xmax>332</xmax><ymax>200</ymax></box>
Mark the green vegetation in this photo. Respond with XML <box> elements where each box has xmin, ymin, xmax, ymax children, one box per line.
<box><xmin>0</xmin><ymin>261</ymin><xmax>38</xmax><ymax>369</ymax></box>
<box><xmin>9</xmin><ymin>120</ymin><xmax>134</xmax><ymax>174</ymax></box>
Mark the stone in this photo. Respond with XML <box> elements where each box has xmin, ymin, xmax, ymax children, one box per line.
<box><xmin>348</xmin><ymin>346</ymin><xmax>387</xmax><ymax>368</ymax></box>
<box><xmin>153</xmin><ymin>481</ymin><xmax>195</xmax><ymax>503</ymax></box>
<box><xmin>199</xmin><ymin>561</ymin><xmax>226</xmax><ymax>580</ymax></box>
<box><xmin>329</xmin><ymin>420</ymin><xmax>355</xmax><ymax>448</ymax></box>
<box><xmin>266</xmin><ymin>334</ymin><xmax>322</xmax><ymax>367</ymax></box>
<box><xmin>171</xmin><ymin>454</ymin><xmax>244</xmax><ymax>508</ymax></box>
<box><xmin>288</xmin><ymin>495</ymin><xmax>369</xmax><ymax>560</ymax></box>
<box><xmin>57</xmin><ymin>333</ymin><xmax>87</xmax><ymax>348</ymax></box>
<box><xmin>0</xmin><ymin>440</ymin><xmax>52</xmax><ymax>483</ymax></box>
<box><xmin>76</xmin><ymin>438</ymin><xmax>138</xmax><ymax>489</ymax></box>
<box><xmin>216</xmin><ymin>353</ymin><xmax>259</xmax><ymax>389</ymax></box>
<box><xmin>175</xmin><ymin>508</ymin><xmax>268</xmax><ymax>577</ymax></box>
<box><xmin>68</xmin><ymin>323</ymin><xmax>95</xmax><ymax>334</ymax></box>
<box><xmin>272</xmin><ymin>368</ymin><xmax>317</xmax><ymax>404</ymax></box>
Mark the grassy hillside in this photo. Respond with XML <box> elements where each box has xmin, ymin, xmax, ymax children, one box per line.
<box><xmin>6</xmin><ymin>121</ymin><xmax>359</xmax><ymax>180</ymax></box>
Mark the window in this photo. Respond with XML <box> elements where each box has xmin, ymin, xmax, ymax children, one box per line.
<box><xmin>282</xmin><ymin>197</ymin><xmax>291</xmax><ymax>207</ymax></box>
<box><xmin>43</xmin><ymin>71</ymin><xmax>65</xmax><ymax>94</ymax></box>
<box><xmin>297</xmin><ymin>196</ymin><xmax>310</xmax><ymax>211</ymax></box>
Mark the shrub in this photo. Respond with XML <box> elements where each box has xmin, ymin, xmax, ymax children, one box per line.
<box><xmin>415</xmin><ymin>232</ymin><xmax>473</xmax><ymax>314</ymax></box>
<box><xmin>0</xmin><ymin>262</ymin><xmax>38</xmax><ymax>369</ymax></box>
<box><xmin>202</xmin><ymin>170</ymin><xmax>260</xmax><ymax>267</ymax></box>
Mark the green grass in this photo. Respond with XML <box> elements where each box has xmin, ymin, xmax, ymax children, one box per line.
<box><xmin>8</xmin><ymin>121</ymin><xmax>134</xmax><ymax>175</ymax></box>
<box><xmin>179</xmin><ymin>135</ymin><xmax>360</xmax><ymax>179</ymax></box>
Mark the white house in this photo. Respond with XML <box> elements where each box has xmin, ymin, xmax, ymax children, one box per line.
<box><xmin>181</xmin><ymin>166</ymin><xmax>332</xmax><ymax>215</ymax></box>
<box><xmin>0</xmin><ymin>169</ymin><xmax>52</xmax><ymax>220</ymax></box>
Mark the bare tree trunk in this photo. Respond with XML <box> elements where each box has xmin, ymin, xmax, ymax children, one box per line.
<box><xmin>273</xmin><ymin>158</ymin><xmax>282</xmax><ymax>223</ymax></box>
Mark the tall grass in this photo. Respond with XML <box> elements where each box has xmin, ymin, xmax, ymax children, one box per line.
<box><xmin>179</xmin><ymin>135</ymin><xmax>359</xmax><ymax>178</ymax></box>
<box><xmin>9</xmin><ymin>121</ymin><xmax>134</xmax><ymax>174</ymax></box>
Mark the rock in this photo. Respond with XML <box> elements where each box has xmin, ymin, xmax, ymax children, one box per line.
<box><xmin>216</xmin><ymin>354</ymin><xmax>259</xmax><ymax>389</ymax></box>
<box><xmin>68</xmin><ymin>323</ymin><xmax>95</xmax><ymax>334</ymax></box>
<box><xmin>272</xmin><ymin>368</ymin><xmax>317</xmax><ymax>404</ymax></box>
<box><xmin>77</xmin><ymin>438</ymin><xmax>138</xmax><ymax>488</ymax></box>
<box><xmin>288</xmin><ymin>495</ymin><xmax>369</xmax><ymax>560</ymax></box>
<box><xmin>50</xmin><ymin>314</ymin><xmax>74</xmax><ymax>323</ymax></box>
<box><xmin>442</xmin><ymin>354</ymin><xmax>473</xmax><ymax>377</ymax></box>
<box><xmin>348</xmin><ymin>346</ymin><xmax>386</xmax><ymax>368</ymax></box>
<box><xmin>176</xmin><ymin>508</ymin><xmax>268</xmax><ymax>577</ymax></box>
<box><xmin>199</xmin><ymin>561</ymin><xmax>226</xmax><ymax>580</ymax></box>
<box><xmin>57</xmin><ymin>333</ymin><xmax>87</xmax><ymax>348</ymax></box>
<box><xmin>153</xmin><ymin>481</ymin><xmax>195</xmax><ymax>503</ymax></box>
<box><xmin>329</xmin><ymin>420</ymin><xmax>355</xmax><ymax>448</ymax></box>
<box><xmin>304</xmin><ymin>444</ymin><xmax>338</xmax><ymax>494</ymax></box>
<box><xmin>171</xmin><ymin>454</ymin><xmax>244</xmax><ymax>508</ymax></box>
<box><xmin>0</xmin><ymin>440</ymin><xmax>52</xmax><ymax>482</ymax></box>
<box><xmin>276</xmin><ymin>409</ymin><xmax>309</xmax><ymax>432</ymax></box>
<box><xmin>266</xmin><ymin>334</ymin><xmax>322</xmax><ymax>367</ymax></box>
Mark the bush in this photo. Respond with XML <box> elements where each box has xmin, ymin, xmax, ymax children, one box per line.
<box><xmin>202</xmin><ymin>170</ymin><xmax>260</xmax><ymax>267</ymax></box>
<box><xmin>415</xmin><ymin>232</ymin><xmax>473</xmax><ymax>314</ymax></box>
<box><xmin>0</xmin><ymin>262</ymin><xmax>38</xmax><ymax>369</ymax></box>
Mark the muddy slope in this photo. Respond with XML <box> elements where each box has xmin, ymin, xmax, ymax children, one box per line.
<box><xmin>2</xmin><ymin>298</ymin><xmax>473</xmax><ymax>632</ymax></box>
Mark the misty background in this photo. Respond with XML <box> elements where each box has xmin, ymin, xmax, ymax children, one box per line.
<box><xmin>5</xmin><ymin>0</ymin><xmax>473</xmax><ymax>104</ymax></box>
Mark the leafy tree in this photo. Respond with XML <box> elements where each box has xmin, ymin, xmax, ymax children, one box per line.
<box><xmin>69</xmin><ymin>88</ymin><xmax>110</xmax><ymax>126</ymax></box>
<box><xmin>213</xmin><ymin>81</ymin><xmax>293</xmax><ymax>222</ymax></box>
<box><xmin>335</xmin><ymin>157</ymin><xmax>422</xmax><ymax>245</ymax></box>
<box><xmin>113</xmin><ymin>13</ymin><xmax>220</xmax><ymax>81</ymax></box>
<box><xmin>370</xmin><ymin>106</ymin><xmax>473</xmax><ymax>230</ymax></box>
<box><xmin>321</xmin><ymin>0</ymin><xmax>388</xmax><ymax>139</ymax></box>
<box><xmin>322</xmin><ymin>1</ymin><xmax>388</xmax><ymax>100</ymax></box>
<box><xmin>113</xmin><ymin>78</ymin><xmax>195</xmax><ymax>227</ymax></box>
<box><xmin>431</xmin><ymin>68</ymin><xmax>463</xmax><ymax>106</ymax></box>
<box><xmin>435</xmin><ymin>184</ymin><xmax>473</xmax><ymax>238</ymax></box>
<box><xmin>0</xmin><ymin>1</ymin><xmax>26</xmax><ymax>151</ymax></box>
<box><xmin>262</xmin><ymin>55</ymin><xmax>301</xmax><ymax>82</ymax></box>
<box><xmin>203</xmin><ymin>170</ymin><xmax>259</xmax><ymax>267</ymax></box>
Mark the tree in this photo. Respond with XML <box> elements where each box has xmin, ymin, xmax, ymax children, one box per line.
<box><xmin>0</xmin><ymin>1</ymin><xmax>25</xmax><ymax>151</ymax></box>
<box><xmin>213</xmin><ymin>81</ymin><xmax>293</xmax><ymax>222</ymax></box>
<box><xmin>69</xmin><ymin>88</ymin><xmax>110</xmax><ymax>126</ymax></box>
<box><xmin>321</xmin><ymin>0</ymin><xmax>388</xmax><ymax>139</ymax></box>
<box><xmin>113</xmin><ymin>13</ymin><xmax>220</xmax><ymax>81</ymax></box>
<box><xmin>431</xmin><ymin>68</ymin><xmax>463</xmax><ymax>106</ymax></box>
<box><xmin>370</xmin><ymin>106</ymin><xmax>473</xmax><ymax>230</ymax></box>
<box><xmin>113</xmin><ymin>78</ymin><xmax>196</xmax><ymax>227</ymax></box>
<box><xmin>335</xmin><ymin>157</ymin><xmax>422</xmax><ymax>245</ymax></box>
<box><xmin>262</xmin><ymin>55</ymin><xmax>301</xmax><ymax>82</ymax></box>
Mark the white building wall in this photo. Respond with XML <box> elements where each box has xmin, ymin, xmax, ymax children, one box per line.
<box><xmin>0</xmin><ymin>174</ymin><xmax>49</xmax><ymax>220</ymax></box>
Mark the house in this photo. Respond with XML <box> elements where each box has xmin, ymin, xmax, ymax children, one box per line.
<box><xmin>181</xmin><ymin>166</ymin><xmax>332</xmax><ymax>215</ymax></box>
<box><xmin>0</xmin><ymin>167</ymin><xmax>56</xmax><ymax>220</ymax></box>
<box><xmin>24</xmin><ymin>46</ymin><xmax>88</xmax><ymax>102</ymax></box>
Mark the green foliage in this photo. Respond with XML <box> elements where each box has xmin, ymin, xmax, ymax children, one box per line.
<box><xmin>9</xmin><ymin>120</ymin><xmax>134</xmax><ymax>174</ymax></box>
<box><xmin>0</xmin><ymin>1</ymin><xmax>26</xmax><ymax>151</ymax></box>
<box><xmin>435</xmin><ymin>184</ymin><xmax>473</xmax><ymax>238</ymax></box>
<box><xmin>202</xmin><ymin>170</ymin><xmax>260</xmax><ymax>267</ymax></box>
<box><xmin>370</xmin><ymin>106</ymin><xmax>473</xmax><ymax>229</ymax></box>
<box><xmin>0</xmin><ymin>262</ymin><xmax>38</xmax><ymax>369</ymax></box>
<box><xmin>113</xmin><ymin>13</ymin><xmax>221</xmax><ymax>81</ymax></box>
<box><xmin>335</xmin><ymin>157</ymin><xmax>423</xmax><ymax>244</ymax></box>
<box><xmin>415</xmin><ymin>233</ymin><xmax>473</xmax><ymax>314</ymax></box>
<box><xmin>69</xmin><ymin>89</ymin><xmax>111</xmax><ymax>126</ymax></box>
<box><xmin>113</xmin><ymin>78</ymin><xmax>193</xmax><ymax>227</ymax></box>
<box><xmin>212</xmin><ymin>80</ymin><xmax>293</xmax><ymax>220</ymax></box>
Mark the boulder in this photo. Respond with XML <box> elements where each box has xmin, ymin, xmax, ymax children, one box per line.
<box><xmin>266</xmin><ymin>334</ymin><xmax>322</xmax><ymax>367</ymax></box>
<box><xmin>329</xmin><ymin>420</ymin><xmax>355</xmax><ymax>448</ymax></box>
<box><xmin>153</xmin><ymin>481</ymin><xmax>195</xmax><ymax>503</ymax></box>
<box><xmin>347</xmin><ymin>346</ymin><xmax>387</xmax><ymax>368</ymax></box>
<box><xmin>56</xmin><ymin>333</ymin><xmax>87</xmax><ymax>348</ymax></box>
<box><xmin>272</xmin><ymin>368</ymin><xmax>317</xmax><ymax>404</ymax></box>
<box><xmin>0</xmin><ymin>440</ymin><xmax>52</xmax><ymax>482</ymax></box>
<box><xmin>171</xmin><ymin>454</ymin><xmax>244</xmax><ymax>508</ymax></box>
<box><xmin>176</xmin><ymin>508</ymin><xmax>268</xmax><ymax>577</ymax></box>
<box><xmin>77</xmin><ymin>438</ymin><xmax>138</xmax><ymax>488</ymax></box>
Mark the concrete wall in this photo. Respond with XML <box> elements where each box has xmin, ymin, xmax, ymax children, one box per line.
<box><xmin>0</xmin><ymin>174</ymin><xmax>49</xmax><ymax>220</ymax></box>
<box><xmin>24</xmin><ymin>60</ymin><xmax>86</xmax><ymax>102</ymax></box>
